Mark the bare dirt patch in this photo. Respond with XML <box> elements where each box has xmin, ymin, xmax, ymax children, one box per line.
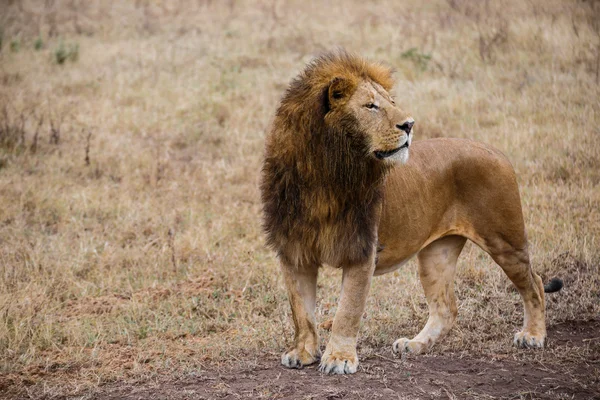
<box><xmin>75</xmin><ymin>320</ymin><xmax>599</xmax><ymax>400</ymax></box>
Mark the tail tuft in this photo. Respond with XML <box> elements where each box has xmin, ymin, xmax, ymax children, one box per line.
<box><xmin>544</xmin><ymin>278</ymin><xmax>563</xmax><ymax>293</ymax></box>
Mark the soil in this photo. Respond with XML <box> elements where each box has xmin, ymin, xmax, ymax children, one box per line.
<box><xmin>83</xmin><ymin>320</ymin><xmax>599</xmax><ymax>400</ymax></box>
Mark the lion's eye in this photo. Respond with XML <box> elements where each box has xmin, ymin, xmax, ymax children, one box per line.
<box><xmin>365</xmin><ymin>103</ymin><xmax>379</xmax><ymax>110</ymax></box>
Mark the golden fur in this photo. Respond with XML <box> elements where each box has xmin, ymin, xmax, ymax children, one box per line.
<box><xmin>260</xmin><ymin>50</ymin><xmax>561</xmax><ymax>375</ymax></box>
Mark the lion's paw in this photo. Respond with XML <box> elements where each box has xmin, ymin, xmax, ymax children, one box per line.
<box><xmin>392</xmin><ymin>338</ymin><xmax>426</xmax><ymax>355</ymax></box>
<box><xmin>513</xmin><ymin>331</ymin><xmax>545</xmax><ymax>349</ymax></box>
<box><xmin>281</xmin><ymin>347</ymin><xmax>320</xmax><ymax>369</ymax></box>
<box><xmin>318</xmin><ymin>351</ymin><xmax>358</xmax><ymax>374</ymax></box>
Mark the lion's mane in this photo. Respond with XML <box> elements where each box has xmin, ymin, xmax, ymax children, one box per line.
<box><xmin>261</xmin><ymin>51</ymin><xmax>395</xmax><ymax>267</ymax></box>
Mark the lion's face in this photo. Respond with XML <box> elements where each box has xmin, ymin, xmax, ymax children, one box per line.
<box><xmin>327</xmin><ymin>78</ymin><xmax>414</xmax><ymax>164</ymax></box>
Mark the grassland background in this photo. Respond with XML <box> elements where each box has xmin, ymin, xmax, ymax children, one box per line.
<box><xmin>0</xmin><ymin>0</ymin><xmax>599</xmax><ymax>397</ymax></box>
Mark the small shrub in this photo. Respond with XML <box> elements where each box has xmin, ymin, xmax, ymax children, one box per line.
<box><xmin>54</xmin><ymin>42</ymin><xmax>68</xmax><ymax>64</ymax></box>
<box><xmin>54</xmin><ymin>41</ymin><xmax>79</xmax><ymax>65</ymax></box>
<box><xmin>34</xmin><ymin>37</ymin><xmax>43</xmax><ymax>51</ymax></box>
<box><xmin>400</xmin><ymin>48</ymin><xmax>432</xmax><ymax>71</ymax></box>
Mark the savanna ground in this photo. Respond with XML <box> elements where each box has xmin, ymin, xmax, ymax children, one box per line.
<box><xmin>0</xmin><ymin>0</ymin><xmax>599</xmax><ymax>399</ymax></box>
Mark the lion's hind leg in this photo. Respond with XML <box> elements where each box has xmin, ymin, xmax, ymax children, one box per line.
<box><xmin>393</xmin><ymin>235</ymin><xmax>466</xmax><ymax>355</ymax></box>
<box><xmin>486</xmin><ymin>241</ymin><xmax>546</xmax><ymax>348</ymax></box>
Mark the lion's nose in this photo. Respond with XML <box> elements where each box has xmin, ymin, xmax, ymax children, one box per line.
<box><xmin>396</xmin><ymin>120</ymin><xmax>414</xmax><ymax>134</ymax></box>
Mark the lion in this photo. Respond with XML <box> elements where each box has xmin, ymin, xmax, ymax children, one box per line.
<box><xmin>260</xmin><ymin>50</ymin><xmax>562</xmax><ymax>375</ymax></box>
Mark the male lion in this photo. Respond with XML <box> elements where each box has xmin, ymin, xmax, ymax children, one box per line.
<box><xmin>260</xmin><ymin>50</ymin><xmax>562</xmax><ymax>375</ymax></box>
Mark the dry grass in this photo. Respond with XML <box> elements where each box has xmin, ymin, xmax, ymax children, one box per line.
<box><xmin>0</xmin><ymin>0</ymin><xmax>599</xmax><ymax>397</ymax></box>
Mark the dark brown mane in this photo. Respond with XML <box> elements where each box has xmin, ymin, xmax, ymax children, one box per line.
<box><xmin>260</xmin><ymin>50</ymin><xmax>395</xmax><ymax>267</ymax></box>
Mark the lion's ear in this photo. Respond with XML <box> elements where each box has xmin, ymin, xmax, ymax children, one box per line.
<box><xmin>327</xmin><ymin>77</ymin><xmax>355</xmax><ymax>110</ymax></box>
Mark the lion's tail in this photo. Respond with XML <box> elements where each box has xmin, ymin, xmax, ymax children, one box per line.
<box><xmin>544</xmin><ymin>278</ymin><xmax>564</xmax><ymax>293</ymax></box>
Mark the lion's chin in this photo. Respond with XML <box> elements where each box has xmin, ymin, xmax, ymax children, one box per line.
<box><xmin>385</xmin><ymin>146</ymin><xmax>409</xmax><ymax>164</ymax></box>
<box><xmin>374</xmin><ymin>143</ymin><xmax>410</xmax><ymax>164</ymax></box>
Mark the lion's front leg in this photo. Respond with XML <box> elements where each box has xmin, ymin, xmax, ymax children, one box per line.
<box><xmin>319</xmin><ymin>257</ymin><xmax>375</xmax><ymax>375</ymax></box>
<box><xmin>280</xmin><ymin>260</ymin><xmax>320</xmax><ymax>368</ymax></box>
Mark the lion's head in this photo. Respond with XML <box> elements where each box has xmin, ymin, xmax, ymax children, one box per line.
<box><xmin>324</xmin><ymin>68</ymin><xmax>414</xmax><ymax>165</ymax></box>
<box><xmin>271</xmin><ymin>50</ymin><xmax>414</xmax><ymax>172</ymax></box>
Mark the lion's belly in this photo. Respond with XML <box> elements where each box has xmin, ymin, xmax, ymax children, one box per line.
<box><xmin>374</xmin><ymin>224</ymin><xmax>442</xmax><ymax>275</ymax></box>
<box><xmin>374</xmin><ymin>214</ymin><xmax>450</xmax><ymax>275</ymax></box>
<box><xmin>374</xmin><ymin>250</ymin><xmax>417</xmax><ymax>275</ymax></box>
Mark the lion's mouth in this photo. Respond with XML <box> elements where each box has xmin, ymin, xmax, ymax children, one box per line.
<box><xmin>374</xmin><ymin>142</ymin><xmax>409</xmax><ymax>160</ymax></box>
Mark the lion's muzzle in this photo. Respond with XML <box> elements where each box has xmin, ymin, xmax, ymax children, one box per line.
<box><xmin>374</xmin><ymin>118</ymin><xmax>414</xmax><ymax>160</ymax></box>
